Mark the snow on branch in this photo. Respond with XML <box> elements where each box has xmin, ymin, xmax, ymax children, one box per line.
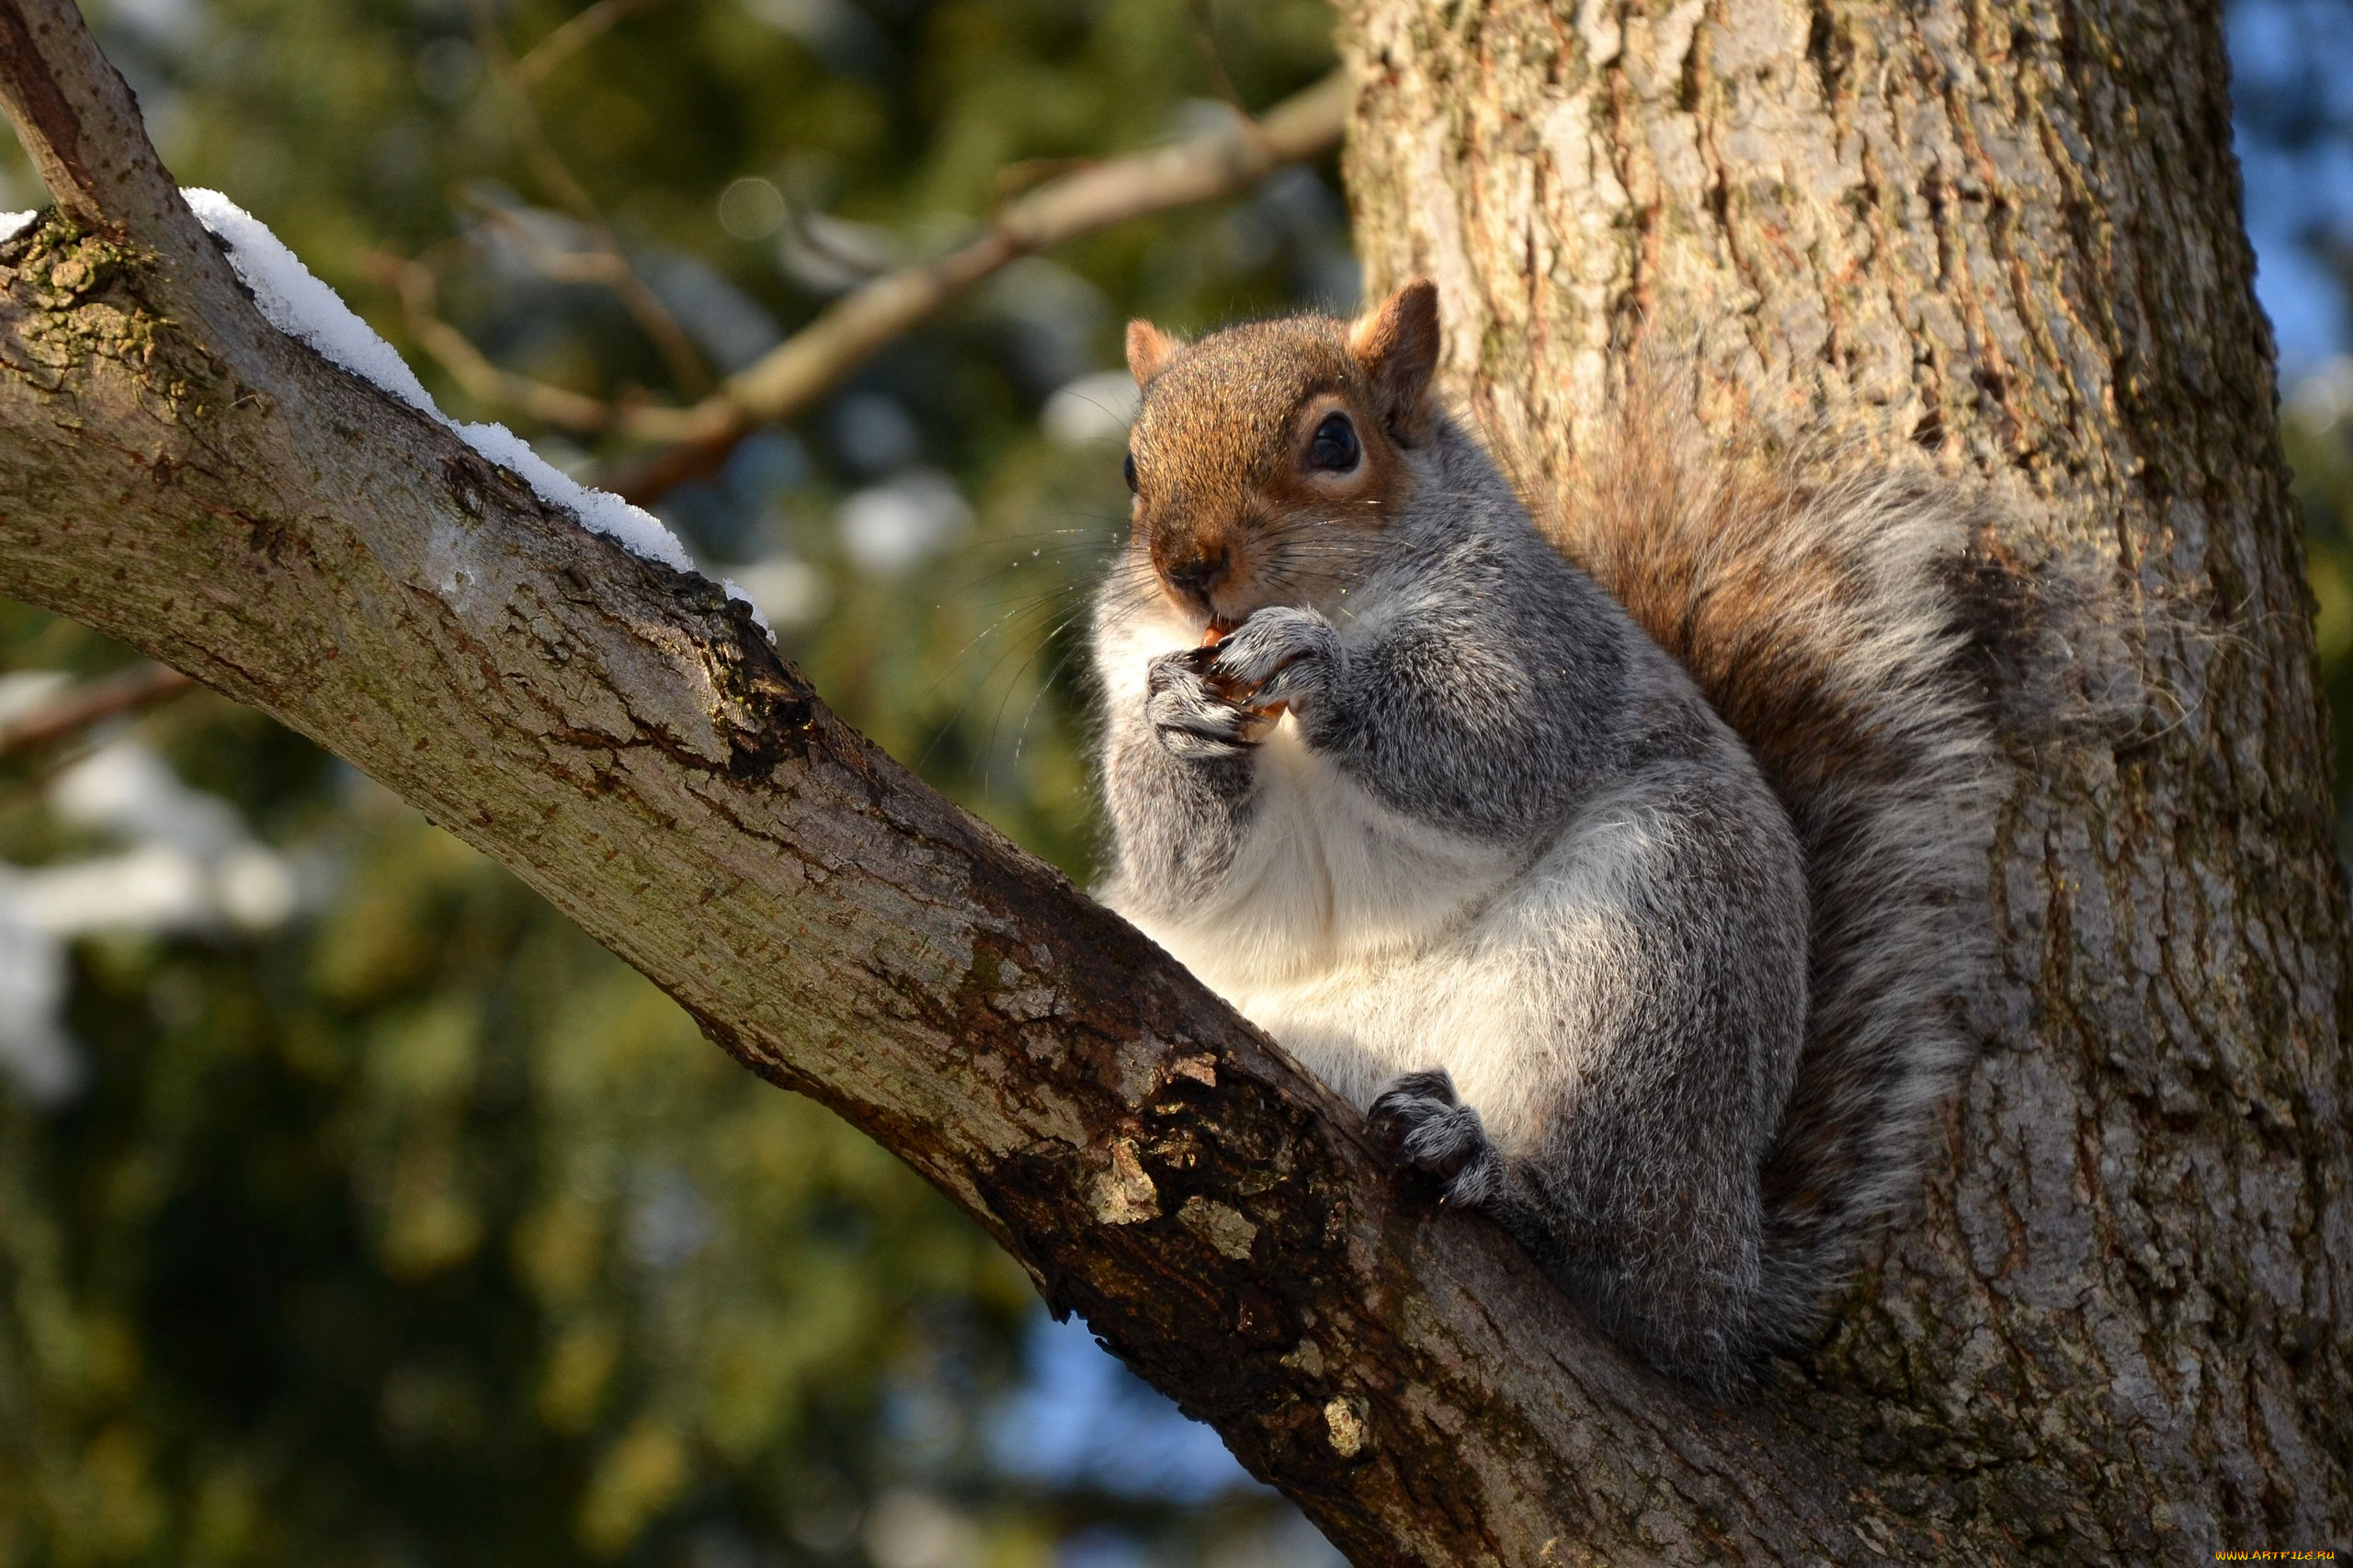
<box><xmin>183</xmin><ymin>189</ymin><xmax>718</xmax><ymax>582</ymax></box>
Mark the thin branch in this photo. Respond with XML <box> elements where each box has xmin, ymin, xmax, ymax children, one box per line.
<box><xmin>464</xmin><ymin>0</ymin><xmax>712</xmax><ymax>397</ymax></box>
<box><xmin>366</xmin><ymin>249</ymin><xmax>709</xmax><ymax>438</ymax></box>
<box><xmin>352</xmin><ymin>70</ymin><xmax>1347</xmax><ymax>494</ymax></box>
<box><xmin>1186</xmin><ymin>0</ymin><xmax>1252</xmax><ymax>119</ymax></box>
<box><xmin>607</xmin><ymin>69</ymin><xmax>1350</xmax><ymax>501</ymax></box>
<box><xmin>514</xmin><ymin>0</ymin><xmax>676</xmax><ymax>86</ymax></box>
<box><xmin>461</xmin><ymin>196</ymin><xmax>642</xmax><ymax>288</ymax></box>
<box><xmin>0</xmin><ymin>662</ymin><xmax>194</xmax><ymax>758</ymax></box>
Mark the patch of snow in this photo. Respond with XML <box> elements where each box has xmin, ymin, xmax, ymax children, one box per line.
<box><xmin>1041</xmin><ymin>370</ymin><xmax>1141</xmax><ymax>444</ymax></box>
<box><xmin>839</xmin><ymin>469</ymin><xmax>972</xmax><ymax>575</ymax></box>
<box><xmin>0</xmin><ymin>740</ymin><xmax>310</xmax><ymax>1108</ymax></box>
<box><xmin>0</xmin><ymin>210</ymin><xmax>36</xmax><ymax>243</ymax></box>
<box><xmin>182</xmin><ymin>189</ymin><xmax>707</xmax><ymax>584</ymax></box>
<box><xmin>8</xmin><ymin>843</ymin><xmax>213</xmax><ymax>933</ymax></box>
<box><xmin>862</xmin><ymin>1491</ymin><xmax>979</xmax><ymax>1568</ymax></box>
<box><xmin>214</xmin><ymin>846</ymin><xmax>300</xmax><ymax>927</ymax></box>
<box><xmin>721</xmin><ymin>579</ymin><xmax>773</xmax><ymax>634</ymax></box>
<box><xmin>51</xmin><ymin>741</ymin><xmax>246</xmax><ymax>858</ymax></box>
<box><xmin>2289</xmin><ymin>355</ymin><xmax>2353</xmax><ymax>430</ymax></box>
<box><xmin>0</xmin><ymin>898</ymin><xmax>78</xmax><ymax>1107</ymax></box>
<box><xmin>455</xmin><ymin>418</ymin><xmax>693</xmax><ymax>572</ymax></box>
<box><xmin>184</xmin><ymin>187</ymin><xmax>438</xmax><ymax>415</ymax></box>
<box><xmin>729</xmin><ymin>557</ymin><xmax>829</xmax><ymax>631</ymax></box>
<box><xmin>0</xmin><ymin>670</ymin><xmax>72</xmax><ymax>727</ymax></box>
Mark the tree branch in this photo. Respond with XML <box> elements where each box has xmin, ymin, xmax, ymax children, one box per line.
<box><xmin>0</xmin><ymin>661</ymin><xmax>194</xmax><ymax>758</ymax></box>
<box><xmin>603</xmin><ymin>72</ymin><xmax>1349</xmax><ymax>502</ymax></box>
<box><xmin>466</xmin><ymin>0</ymin><xmax>712</xmax><ymax>397</ymax></box>
<box><xmin>513</xmin><ymin>0</ymin><xmax>676</xmax><ymax>87</ymax></box>
<box><xmin>359</xmin><ymin>73</ymin><xmax>1344</xmax><ymax>485</ymax></box>
<box><xmin>0</xmin><ymin>3</ymin><xmax>1949</xmax><ymax>1562</ymax></box>
<box><xmin>369</xmin><ymin>246</ymin><xmax>708</xmax><ymax>438</ymax></box>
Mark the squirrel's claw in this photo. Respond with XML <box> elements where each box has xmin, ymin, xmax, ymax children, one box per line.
<box><xmin>1209</xmin><ymin>607</ymin><xmax>1340</xmax><ymax>711</ymax></box>
<box><xmin>1369</xmin><ymin>1068</ymin><xmax>1503</xmax><ymax>1209</ymax></box>
<box><xmin>1145</xmin><ymin>649</ymin><xmax>1261</xmax><ymax>757</ymax></box>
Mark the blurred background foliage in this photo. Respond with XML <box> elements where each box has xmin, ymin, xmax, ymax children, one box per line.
<box><xmin>2240</xmin><ymin>0</ymin><xmax>2353</xmax><ymax>849</ymax></box>
<box><xmin>1</xmin><ymin>0</ymin><xmax>2350</xmax><ymax>1564</ymax></box>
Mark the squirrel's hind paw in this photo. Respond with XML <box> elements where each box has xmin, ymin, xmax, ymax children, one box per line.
<box><xmin>1368</xmin><ymin>1070</ymin><xmax>1505</xmax><ymax>1209</ymax></box>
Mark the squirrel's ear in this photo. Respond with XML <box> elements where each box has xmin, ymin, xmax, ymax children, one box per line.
<box><xmin>1347</xmin><ymin>279</ymin><xmax>1441</xmax><ymax>436</ymax></box>
<box><xmin>1126</xmin><ymin>320</ymin><xmax>1180</xmax><ymax>386</ymax></box>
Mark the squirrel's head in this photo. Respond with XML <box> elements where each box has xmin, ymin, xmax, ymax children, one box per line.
<box><xmin>1120</xmin><ymin>280</ymin><xmax>1441</xmax><ymax>634</ymax></box>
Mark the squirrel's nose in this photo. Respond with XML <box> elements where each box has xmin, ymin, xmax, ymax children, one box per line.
<box><xmin>1165</xmin><ymin>548</ymin><xmax>1231</xmax><ymax>601</ymax></box>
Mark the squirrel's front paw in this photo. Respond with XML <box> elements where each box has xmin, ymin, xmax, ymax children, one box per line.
<box><xmin>1145</xmin><ymin>650</ymin><xmax>1267</xmax><ymax>759</ymax></box>
<box><xmin>1368</xmin><ymin>1069</ymin><xmax>1506</xmax><ymax>1210</ymax></box>
<box><xmin>1210</xmin><ymin>607</ymin><xmax>1341</xmax><ymax>714</ymax></box>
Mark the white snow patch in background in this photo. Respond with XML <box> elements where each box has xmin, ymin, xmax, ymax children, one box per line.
<box><xmin>51</xmin><ymin>742</ymin><xmax>246</xmax><ymax>858</ymax></box>
<box><xmin>0</xmin><ymin>210</ymin><xmax>36</xmax><ymax>243</ymax></box>
<box><xmin>181</xmin><ymin>189</ymin><xmax>704</xmax><ymax>583</ymax></box>
<box><xmin>729</xmin><ymin>557</ymin><xmax>829</xmax><ymax>631</ymax></box>
<box><xmin>0</xmin><ymin>738</ymin><xmax>305</xmax><ymax>1107</ymax></box>
<box><xmin>1040</xmin><ymin>370</ymin><xmax>1140</xmax><ymax>445</ymax></box>
<box><xmin>0</xmin><ymin>670</ymin><xmax>73</xmax><ymax>727</ymax></box>
<box><xmin>0</xmin><ymin>897</ymin><xmax>78</xmax><ymax>1105</ymax></box>
<box><xmin>839</xmin><ymin>470</ymin><xmax>972</xmax><ymax>575</ymax></box>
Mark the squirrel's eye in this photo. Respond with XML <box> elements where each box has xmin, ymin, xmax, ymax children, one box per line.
<box><xmin>1306</xmin><ymin>412</ymin><xmax>1360</xmax><ymax>473</ymax></box>
<box><xmin>1123</xmin><ymin>451</ymin><xmax>1139</xmax><ymax>494</ymax></box>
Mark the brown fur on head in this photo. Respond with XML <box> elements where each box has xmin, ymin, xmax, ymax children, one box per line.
<box><xmin>1120</xmin><ymin>281</ymin><xmax>1441</xmax><ymax>632</ymax></box>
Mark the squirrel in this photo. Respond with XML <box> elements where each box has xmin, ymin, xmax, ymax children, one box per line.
<box><xmin>1086</xmin><ymin>278</ymin><xmax>2007</xmax><ymax>1387</ymax></box>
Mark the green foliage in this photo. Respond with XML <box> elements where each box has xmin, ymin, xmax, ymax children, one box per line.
<box><xmin>1</xmin><ymin>0</ymin><xmax>1342</xmax><ymax>1561</ymax></box>
<box><xmin>2282</xmin><ymin>386</ymin><xmax>2353</xmax><ymax>848</ymax></box>
<box><xmin>4</xmin><ymin>747</ymin><xmax>1029</xmax><ymax>1563</ymax></box>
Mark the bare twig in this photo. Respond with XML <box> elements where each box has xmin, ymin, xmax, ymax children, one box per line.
<box><xmin>514</xmin><ymin>0</ymin><xmax>676</xmax><ymax>86</ymax></box>
<box><xmin>460</xmin><ymin>196</ymin><xmax>645</xmax><ymax>289</ymax></box>
<box><xmin>465</xmin><ymin>0</ymin><xmax>712</xmax><ymax>396</ymax></box>
<box><xmin>992</xmin><ymin>155</ymin><xmax>1095</xmax><ymax>205</ymax></box>
<box><xmin>1186</xmin><ymin>0</ymin><xmax>1252</xmax><ymax>118</ymax></box>
<box><xmin>607</xmin><ymin>68</ymin><xmax>1349</xmax><ymax>501</ymax></box>
<box><xmin>0</xmin><ymin>662</ymin><xmax>195</xmax><ymax>758</ymax></box>
<box><xmin>368</xmin><ymin>250</ymin><xmax>709</xmax><ymax>437</ymax></box>
<box><xmin>351</xmin><ymin>68</ymin><xmax>1347</xmax><ymax>494</ymax></box>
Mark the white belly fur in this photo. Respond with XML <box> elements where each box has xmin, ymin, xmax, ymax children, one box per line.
<box><xmin>1117</xmin><ymin>740</ymin><xmax>1666</xmax><ymax>1155</ymax></box>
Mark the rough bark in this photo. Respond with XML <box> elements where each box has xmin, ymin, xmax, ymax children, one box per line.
<box><xmin>1340</xmin><ymin>0</ymin><xmax>2353</xmax><ymax>1556</ymax></box>
<box><xmin>0</xmin><ymin>0</ymin><xmax>2345</xmax><ymax>1562</ymax></box>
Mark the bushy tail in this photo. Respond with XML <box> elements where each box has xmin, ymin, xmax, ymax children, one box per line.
<box><xmin>1527</xmin><ymin>390</ymin><xmax>2017</xmax><ymax>1349</ymax></box>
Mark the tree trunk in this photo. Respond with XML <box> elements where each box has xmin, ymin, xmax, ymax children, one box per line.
<box><xmin>1340</xmin><ymin>0</ymin><xmax>2353</xmax><ymax>1554</ymax></box>
<box><xmin>1</xmin><ymin>0</ymin><xmax>2347</xmax><ymax>1559</ymax></box>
